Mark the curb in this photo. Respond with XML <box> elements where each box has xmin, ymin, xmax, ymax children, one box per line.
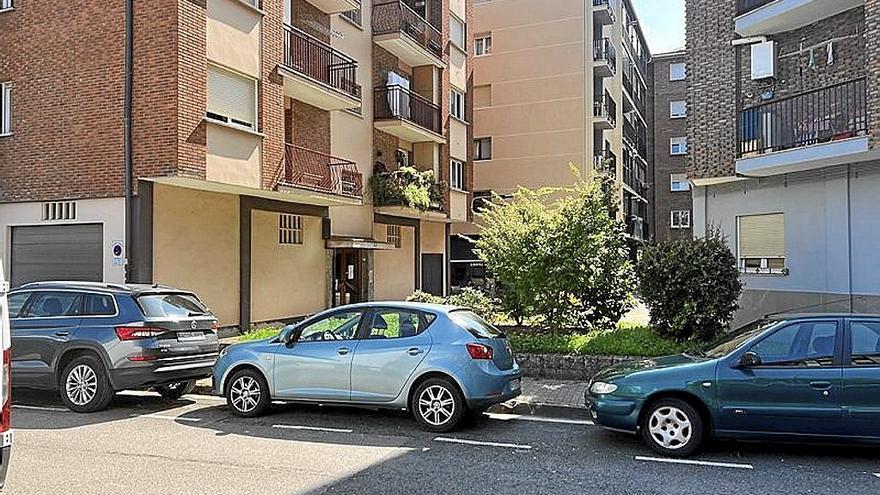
<box><xmin>487</xmin><ymin>400</ymin><xmax>588</xmax><ymax>421</ymax></box>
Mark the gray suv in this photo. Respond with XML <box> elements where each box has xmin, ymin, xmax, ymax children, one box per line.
<box><xmin>7</xmin><ymin>282</ymin><xmax>220</xmax><ymax>412</ymax></box>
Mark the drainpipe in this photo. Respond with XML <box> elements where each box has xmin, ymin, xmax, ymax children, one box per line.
<box><xmin>847</xmin><ymin>164</ymin><xmax>854</xmax><ymax>312</ymax></box>
<box><xmin>123</xmin><ymin>0</ymin><xmax>134</xmax><ymax>283</ymax></box>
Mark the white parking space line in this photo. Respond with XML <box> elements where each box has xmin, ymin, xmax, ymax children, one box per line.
<box><xmin>486</xmin><ymin>412</ymin><xmax>594</xmax><ymax>426</ymax></box>
<box><xmin>634</xmin><ymin>456</ymin><xmax>754</xmax><ymax>470</ymax></box>
<box><xmin>873</xmin><ymin>473</ymin><xmax>880</xmax><ymax>479</ymax></box>
<box><xmin>132</xmin><ymin>414</ymin><xmax>203</xmax><ymax>423</ymax></box>
<box><xmin>434</xmin><ymin>436</ymin><xmax>532</xmax><ymax>450</ymax></box>
<box><xmin>13</xmin><ymin>404</ymin><xmax>68</xmax><ymax>413</ymax></box>
<box><xmin>272</xmin><ymin>424</ymin><xmax>354</xmax><ymax>434</ymax></box>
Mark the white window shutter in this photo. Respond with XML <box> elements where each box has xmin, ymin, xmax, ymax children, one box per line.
<box><xmin>208</xmin><ymin>66</ymin><xmax>256</xmax><ymax>127</ymax></box>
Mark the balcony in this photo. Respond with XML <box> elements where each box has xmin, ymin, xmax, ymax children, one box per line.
<box><xmin>735</xmin><ymin>0</ymin><xmax>863</xmax><ymax>37</ymax></box>
<box><xmin>372</xmin><ymin>0</ymin><xmax>445</xmax><ymax>68</ymax></box>
<box><xmin>305</xmin><ymin>0</ymin><xmax>361</xmax><ymax>14</ymax></box>
<box><xmin>592</xmin><ymin>0</ymin><xmax>615</xmax><ymax>24</ymax></box>
<box><xmin>371</xmin><ymin>167</ymin><xmax>448</xmax><ymax>220</ymax></box>
<box><xmin>624</xmin><ymin>193</ymin><xmax>648</xmax><ymax>241</ymax></box>
<box><xmin>278</xmin><ymin>25</ymin><xmax>361</xmax><ymax>111</ymax></box>
<box><xmin>623</xmin><ymin>118</ymin><xmax>647</xmax><ymax>161</ymax></box>
<box><xmin>593</xmin><ymin>92</ymin><xmax>617</xmax><ymax>130</ymax></box>
<box><xmin>276</xmin><ymin>144</ymin><xmax>363</xmax><ymax>200</ymax></box>
<box><xmin>737</xmin><ymin>78</ymin><xmax>870</xmax><ymax>176</ymax></box>
<box><xmin>593</xmin><ymin>146</ymin><xmax>616</xmax><ymax>174</ymax></box>
<box><xmin>592</xmin><ymin>38</ymin><xmax>616</xmax><ymax>78</ymax></box>
<box><xmin>374</xmin><ymin>85</ymin><xmax>445</xmax><ymax>143</ymax></box>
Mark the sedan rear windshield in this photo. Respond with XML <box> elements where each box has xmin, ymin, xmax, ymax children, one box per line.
<box><xmin>449</xmin><ymin>310</ymin><xmax>504</xmax><ymax>339</ymax></box>
<box><xmin>137</xmin><ymin>293</ymin><xmax>209</xmax><ymax>318</ymax></box>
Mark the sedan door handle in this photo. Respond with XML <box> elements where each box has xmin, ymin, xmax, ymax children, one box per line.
<box><xmin>407</xmin><ymin>347</ymin><xmax>423</xmax><ymax>356</ymax></box>
<box><xmin>810</xmin><ymin>381</ymin><xmax>833</xmax><ymax>390</ymax></box>
<box><xmin>337</xmin><ymin>347</ymin><xmax>351</xmax><ymax>356</ymax></box>
<box><xmin>54</xmin><ymin>331</ymin><xmax>70</xmax><ymax>337</ymax></box>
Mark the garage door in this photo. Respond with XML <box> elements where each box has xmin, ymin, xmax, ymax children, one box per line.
<box><xmin>10</xmin><ymin>224</ymin><xmax>103</xmax><ymax>287</ymax></box>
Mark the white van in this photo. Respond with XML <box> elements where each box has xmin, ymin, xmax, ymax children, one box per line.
<box><xmin>0</xmin><ymin>262</ymin><xmax>12</xmax><ymax>487</ymax></box>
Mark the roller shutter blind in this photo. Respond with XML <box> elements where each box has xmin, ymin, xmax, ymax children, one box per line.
<box><xmin>739</xmin><ymin>214</ymin><xmax>785</xmax><ymax>258</ymax></box>
<box><xmin>207</xmin><ymin>65</ymin><xmax>256</xmax><ymax>129</ymax></box>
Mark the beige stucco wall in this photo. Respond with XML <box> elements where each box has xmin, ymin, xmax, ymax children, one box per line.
<box><xmin>449</xmin><ymin>190</ymin><xmax>469</xmax><ymax>223</ymax></box>
<box><xmin>206</xmin><ymin>124</ymin><xmax>262</xmax><ymax>189</ymax></box>
<box><xmin>373</xmin><ymin>224</ymin><xmax>415</xmax><ymax>300</ymax></box>
<box><xmin>449</xmin><ymin>46</ymin><xmax>468</xmax><ymax>92</ymax></box>
<box><xmin>449</xmin><ymin>118</ymin><xmax>468</xmax><ymax>161</ymax></box>
<box><xmin>250</xmin><ymin>210</ymin><xmax>327</xmax><ymax>322</ymax></box>
<box><xmin>450</xmin><ymin>0</ymin><xmax>465</xmax><ymax>20</ymax></box>
<box><xmin>207</xmin><ymin>0</ymin><xmax>261</xmax><ymax>78</ymax></box>
<box><xmin>152</xmin><ymin>184</ymin><xmax>240</xmax><ymax>326</ymax></box>
<box><xmin>420</xmin><ymin>221</ymin><xmax>446</xmax><ymax>254</ymax></box>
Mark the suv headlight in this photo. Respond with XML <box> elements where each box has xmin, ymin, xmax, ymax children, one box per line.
<box><xmin>590</xmin><ymin>381</ymin><xmax>618</xmax><ymax>395</ymax></box>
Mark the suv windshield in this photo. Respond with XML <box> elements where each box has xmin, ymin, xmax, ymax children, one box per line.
<box><xmin>138</xmin><ymin>293</ymin><xmax>209</xmax><ymax>318</ymax></box>
<box><xmin>701</xmin><ymin>319</ymin><xmax>781</xmax><ymax>358</ymax></box>
<box><xmin>450</xmin><ymin>310</ymin><xmax>504</xmax><ymax>338</ymax></box>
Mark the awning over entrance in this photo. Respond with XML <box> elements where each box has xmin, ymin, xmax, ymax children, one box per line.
<box><xmin>326</xmin><ymin>236</ymin><xmax>396</xmax><ymax>250</ymax></box>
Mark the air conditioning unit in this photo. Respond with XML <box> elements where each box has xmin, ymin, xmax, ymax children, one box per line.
<box><xmin>751</xmin><ymin>41</ymin><xmax>776</xmax><ymax>80</ymax></box>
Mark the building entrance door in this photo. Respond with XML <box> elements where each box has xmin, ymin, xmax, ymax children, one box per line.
<box><xmin>334</xmin><ymin>249</ymin><xmax>363</xmax><ymax>306</ymax></box>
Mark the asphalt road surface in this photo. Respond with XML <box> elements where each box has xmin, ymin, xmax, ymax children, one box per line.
<box><xmin>7</xmin><ymin>390</ymin><xmax>880</xmax><ymax>495</ymax></box>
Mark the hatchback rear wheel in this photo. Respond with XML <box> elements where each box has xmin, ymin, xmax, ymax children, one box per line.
<box><xmin>641</xmin><ymin>398</ymin><xmax>704</xmax><ymax>457</ymax></box>
<box><xmin>59</xmin><ymin>355</ymin><xmax>114</xmax><ymax>413</ymax></box>
<box><xmin>226</xmin><ymin>369</ymin><xmax>269</xmax><ymax>418</ymax></box>
<box><xmin>412</xmin><ymin>378</ymin><xmax>465</xmax><ymax>432</ymax></box>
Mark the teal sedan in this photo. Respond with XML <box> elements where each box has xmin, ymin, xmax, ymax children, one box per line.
<box><xmin>586</xmin><ymin>314</ymin><xmax>880</xmax><ymax>457</ymax></box>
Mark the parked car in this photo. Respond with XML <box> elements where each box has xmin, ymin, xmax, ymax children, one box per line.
<box><xmin>7</xmin><ymin>282</ymin><xmax>220</xmax><ymax>412</ymax></box>
<box><xmin>214</xmin><ymin>302</ymin><xmax>521</xmax><ymax>432</ymax></box>
<box><xmin>586</xmin><ymin>314</ymin><xmax>880</xmax><ymax>457</ymax></box>
<box><xmin>0</xmin><ymin>263</ymin><xmax>13</xmax><ymax>488</ymax></box>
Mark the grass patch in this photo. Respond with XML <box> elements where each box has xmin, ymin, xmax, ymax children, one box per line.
<box><xmin>239</xmin><ymin>326</ymin><xmax>282</xmax><ymax>342</ymax></box>
<box><xmin>507</xmin><ymin>323</ymin><xmax>690</xmax><ymax>357</ymax></box>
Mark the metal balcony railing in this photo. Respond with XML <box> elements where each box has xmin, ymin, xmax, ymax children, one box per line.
<box><xmin>372</xmin><ymin>0</ymin><xmax>443</xmax><ymax>60</ymax></box>
<box><xmin>594</xmin><ymin>92</ymin><xmax>617</xmax><ymax>126</ymax></box>
<box><xmin>284</xmin><ymin>25</ymin><xmax>361</xmax><ymax>99</ymax></box>
<box><xmin>736</xmin><ymin>0</ymin><xmax>775</xmax><ymax>16</ymax></box>
<box><xmin>738</xmin><ymin>78</ymin><xmax>868</xmax><ymax>158</ymax></box>
<box><xmin>372</xmin><ymin>169</ymin><xmax>447</xmax><ymax>212</ymax></box>
<box><xmin>593</xmin><ymin>38</ymin><xmax>617</xmax><ymax>74</ymax></box>
<box><xmin>374</xmin><ymin>85</ymin><xmax>442</xmax><ymax>135</ymax></box>
<box><xmin>279</xmin><ymin>144</ymin><xmax>363</xmax><ymax>198</ymax></box>
<box><xmin>594</xmin><ymin>146</ymin><xmax>616</xmax><ymax>174</ymax></box>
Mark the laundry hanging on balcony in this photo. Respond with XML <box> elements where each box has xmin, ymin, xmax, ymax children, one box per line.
<box><xmin>387</xmin><ymin>72</ymin><xmax>411</xmax><ymax>120</ymax></box>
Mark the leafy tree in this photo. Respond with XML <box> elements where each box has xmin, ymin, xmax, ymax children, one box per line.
<box><xmin>637</xmin><ymin>229</ymin><xmax>743</xmax><ymax>342</ymax></box>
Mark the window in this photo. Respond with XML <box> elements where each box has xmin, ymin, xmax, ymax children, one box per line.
<box><xmin>279</xmin><ymin>214</ymin><xmax>303</xmax><ymax>245</ymax></box>
<box><xmin>670</xmin><ymin>210</ymin><xmax>691</xmax><ymax>229</ymax></box>
<box><xmin>670</xmin><ymin>173</ymin><xmax>690</xmax><ymax>192</ymax></box>
<box><xmin>474</xmin><ymin>35</ymin><xmax>492</xmax><ymax>56</ymax></box>
<box><xmin>340</xmin><ymin>6</ymin><xmax>362</xmax><ymax>26</ymax></box>
<box><xmin>850</xmin><ymin>321</ymin><xmax>880</xmax><ymax>366</ymax></box>
<box><xmin>0</xmin><ymin>1</ymin><xmax>11</xmax><ymax>11</ymax></box>
<box><xmin>387</xmin><ymin>225</ymin><xmax>401</xmax><ymax>248</ymax></box>
<box><xmin>670</xmin><ymin>137</ymin><xmax>687</xmax><ymax>155</ymax></box>
<box><xmin>7</xmin><ymin>292</ymin><xmax>29</xmax><ymax>318</ymax></box>
<box><xmin>450</xmin><ymin>14</ymin><xmax>466</xmax><ymax>50</ymax></box>
<box><xmin>669</xmin><ymin>62</ymin><xmax>686</xmax><ymax>81</ymax></box>
<box><xmin>449</xmin><ymin>310</ymin><xmax>504</xmax><ymax>338</ymax></box>
<box><xmin>0</xmin><ymin>81</ymin><xmax>11</xmax><ymax>135</ymax></box>
<box><xmin>474</xmin><ymin>137</ymin><xmax>492</xmax><ymax>161</ymax></box>
<box><xmin>750</xmin><ymin>321</ymin><xmax>838</xmax><ymax>367</ymax></box>
<box><xmin>207</xmin><ymin>64</ymin><xmax>257</xmax><ymax>130</ymax></box>
<box><xmin>137</xmin><ymin>293</ymin><xmax>208</xmax><ymax>318</ymax></box>
<box><xmin>298</xmin><ymin>310</ymin><xmax>363</xmax><ymax>342</ymax></box>
<box><xmin>451</xmin><ymin>159</ymin><xmax>465</xmax><ymax>190</ymax></box>
<box><xmin>670</xmin><ymin>100</ymin><xmax>686</xmax><ymax>119</ymax></box>
<box><xmin>21</xmin><ymin>292</ymin><xmax>83</xmax><ymax>318</ymax></box>
<box><xmin>450</xmin><ymin>88</ymin><xmax>465</xmax><ymax>120</ymax></box>
<box><xmin>738</xmin><ymin>213</ymin><xmax>786</xmax><ymax>274</ymax></box>
<box><xmin>366</xmin><ymin>309</ymin><xmax>432</xmax><ymax>339</ymax></box>
<box><xmin>474</xmin><ymin>85</ymin><xmax>492</xmax><ymax>108</ymax></box>
<box><xmin>85</xmin><ymin>294</ymin><xmax>116</xmax><ymax>316</ymax></box>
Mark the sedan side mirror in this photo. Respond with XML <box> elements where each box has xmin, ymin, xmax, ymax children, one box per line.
<box><xmin>739</xmin><ymin>351</ymin><xmax>762</xmax><ymax>368</ymax></box>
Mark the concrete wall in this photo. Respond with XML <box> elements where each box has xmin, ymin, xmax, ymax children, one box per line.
<box><xmin>0</xmin><ymin>198</ymin><xmax>126</xmax><ymax>284</ymax></box>
<box><xmin>152</xmin><ymin>184</ymin><xmax>240</xmax><ymax>326</ymax></box>
<box><xmin>250</xmin><ymin>209</ymin><xmax>327</xmax><ymax>322</ymax></box>
<box><xmin>207</xmin><ymin>0</ymin><xmax>262</xmax><ymax>78</ymax></box>
<box><xmin>373</xmin><ymin>223</ymin><xmax>416</xmax><ymax>300</ymax></box>
<box><xmin>206</xmin><ymin>124</ymin><xmax>262</xmax><ymax>189</ymax></box>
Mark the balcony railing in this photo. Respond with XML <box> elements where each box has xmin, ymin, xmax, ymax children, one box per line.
<box><xmin>372</xmin><ymin>0</ymin><xmax>443</xmax><ymax>60</ymax></box>
<box><xmin>623</xmin><ymin>118</ymin><xmax>647</xmax><ymax>160</ymax></box>
<box><xmin>738</xmin><ymin>78</ymin><xmax>868</xmax><ymax>158</ymax></box>
<box><xmin>371</xmin><ymin>167</ymin><xmax>447</xmax><ymax>212</ymax></box>
<box><xmin>374</xmin><ymin>85</ymin><xmax>442</xmax><ymax>134</ymax></box>
<box><xmin>593</xmin><ymin>38</ymin><xmax>617</xmax><ymax>74</ymax></box>
<box><xmin>736</xmin><ymin>0</ymin><xmax>775</xmax><ymax>16</ymax></box>
<box><xmin>284</xmin><ymin>25</ymin><xmax>361</xmax><ymax>99</ymax></box>
<box><xmin>279</xmin><ymin>144</ymin><xmax>363</xmax><ymax>198</ymax></box>
<box><xmin>592</xmin><ymin>0</ymin><xmax>615</xmax><ymax>22</ymax></box>
<box><xmin>594</xmin><ymin>146</ymin><xmax>616</xmax><ymax>174</ymax></box>
<box><xmin>594</xmin><ymin>92</ymin><xmax>617</xmax><ymax>126</ymax></box>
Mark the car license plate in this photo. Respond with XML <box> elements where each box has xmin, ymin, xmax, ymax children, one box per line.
<box><xmin>177</xmin><ymin>331</ymin><xmax>205</xmax><ymax>342</ymax></box>
<box><xmin>510</xmin><ymin>378</ymin><xmax>521</xmax><ymax>391</ymax></box>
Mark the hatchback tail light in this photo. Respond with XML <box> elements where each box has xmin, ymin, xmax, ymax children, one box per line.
<box><xmin>0</xmin><ymin>348</ymin><xmax>10</xmax><ymax>434</ymax></box>
<box><xmin>115</xmin><ymin>326</ymin><xmax>166</xmax><ymax>341</ymax></box>
<box><xmin>466</xmin><ymin>343</ymin><xmax>494</xmax><ymax>360</ymax></box>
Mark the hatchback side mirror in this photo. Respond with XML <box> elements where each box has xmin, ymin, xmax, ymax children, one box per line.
<box><xmin>740</xmin><ymin>351</ymin><xmax>762</xmax><ymax>368</ymax></box>
<box><xmin>280</xmin><ymin>325</ymin><xmax>298</xmax><ymax>347</ymax></box>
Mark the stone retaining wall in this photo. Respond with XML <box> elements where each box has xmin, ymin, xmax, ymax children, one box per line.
<box><xmin>515</xmin><ymin>353</ymin><xmax>645</xmax><ymax>381</ymax></box>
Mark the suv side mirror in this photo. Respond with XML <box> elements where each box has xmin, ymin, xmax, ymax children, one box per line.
<box><xmin>740</xmin><ymin>351</ymin><xmax>762</xmax><ymax>368</ymax></box>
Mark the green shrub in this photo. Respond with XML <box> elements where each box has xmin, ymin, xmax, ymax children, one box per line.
<box><xmin>405</xmin><ymin>290</ymin><xmax>445</xmax><ymax>305</ymax></box>
<box><xmin>406</xmin><ymin>288</ymin><xmax>499</xmax><ymax>322</ymax></box>
<box><xmin>637</xmin><ymin>229</ymin><xmax>743</xmax><ymax>342</ymax></box>
<box><xmin>507</xmin><ymin>324</ymin><xmax>688</xmax><ymax>357</ymax></box>
<box><xmin>239</xmin><ymin>326</ymin><xmax>282</xmax><ymax>342</ymax></box>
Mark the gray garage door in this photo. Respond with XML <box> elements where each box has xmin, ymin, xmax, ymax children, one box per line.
<box><xmin>10</xmin><ymin>224</ymin><xmax>103</xmax><ymax>287</ymax></box>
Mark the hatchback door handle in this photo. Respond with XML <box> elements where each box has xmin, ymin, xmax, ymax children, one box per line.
<box><xmin>337</xmin><ymin>347</ymin><xmax>351</xmax><ymax>355</ymax></box>
<box><xmin>810</xmin><ymin>381</ymin><xmax>832</xmax><ymax>390</ymax></box>
<box><xmin>408</xmin><ymin>347</ymin><xmax>423</xmax><ymax>356</ymax></box>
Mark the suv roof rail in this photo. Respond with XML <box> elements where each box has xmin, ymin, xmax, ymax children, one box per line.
<box><xmin>18</xmin><ymin>281</ymin><xmax>131</xmax><ymax>291</ymax></box>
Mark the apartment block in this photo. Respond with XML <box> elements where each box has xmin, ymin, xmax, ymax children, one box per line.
<box><xmin>450</xmin><ymin>0</ymin><xmax>652</xmax><ymax>288</ymax></box>
<box><xmin>686</xmin><ymin>0</ymin><xmax>880</xmax><ymax>325</ymax></box>
<box><xmin>650</xmin><ymin>50</ymin><xmax>692</xmax><ymax>242</ymax></box>
<box><xmin>0</xmin><ymin>0</ymin><xmax>472</xmax><ymax>329</ymax></box>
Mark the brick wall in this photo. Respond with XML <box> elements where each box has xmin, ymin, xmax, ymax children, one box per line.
<box><xmin>175</xmin><ymin>0</ymin><xmax>208</xmax><ymax>180</ymax></box>
<box><xmin>862</xmin><ymin>0</ymin><xmax>880</xmax><ymax>148</ymax></box>
<box><xmin>292</xmin><ymin>101</ymin><xmax>331</xmax><ymax>154</ymax></box>
<box><xmin>263</xmin><ymin>0</ymin><xmax>289</xmax><ymax>189</ymax></box>
<box><xmin>650</xmin><ymin>53</ymin><xmax>692</xmax><ymax>242</ymax></box>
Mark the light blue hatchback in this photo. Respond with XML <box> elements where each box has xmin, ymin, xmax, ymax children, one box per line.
<box><xmin>213</xmin><ymin>302</ymin><xmax>521</xmax><ymax>431</ymax></box>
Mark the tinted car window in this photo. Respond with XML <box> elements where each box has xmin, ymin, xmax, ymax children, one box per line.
<box><xmin>750</xmin><ymin>321</ymin><xmax>838</xmax><ymax>367</ymax></box>
<box><xmin>367</xmin><ymin>309</ymin><xmax>430</xmax><ymax>339</ymax></box>
<box><xmin>7</xmin><ymin>292</ymin><xmax>30</xmax><ymax>318</ymax></box>
<box><xmin>138</xmin><ymin>293</ymin><xmax>208</xmax><ymax>318</ymax></box>
<box><xmin>450</xmin><ymin>310</ymin><xmax>503</xmax><ymax>338</ymax></box>
<box><xmin>23</xmin><ymin>291</ymin><xmax>83</xmax><ymax>318</ymax></box>
<box><xmin>85</xmin><ymin>294</ymin><xmax>116</xmax><ymax>316</ymax></box>
<box><xmin>298</xmin><ymin>311</ymin><xmax>362</xmax><ymax>342</ymax></box>
<box><xmin>850</xmin><ymin>321</ymin><xmax>880</xmax><ymax>366</ymax></box>
<box><xmin>702</xmin><ymin>320</ymin><xmax>780</xmax><ymax>358</ymax></box>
